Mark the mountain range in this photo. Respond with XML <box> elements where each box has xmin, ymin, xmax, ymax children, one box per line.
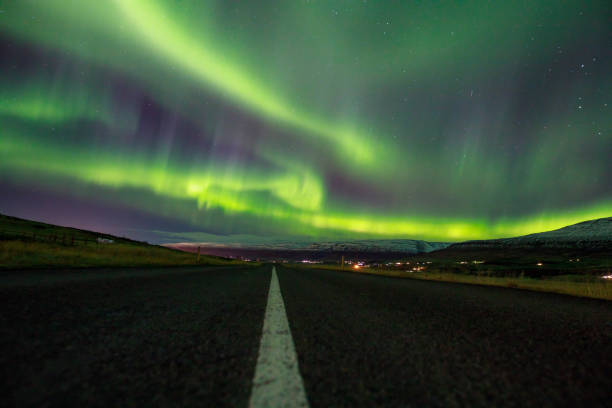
<box><xmin>166</xmin><ymin>239</ymin><xmax>450</xmax><ymax>262</ymax></box>
<box><xmin>167</xmin><ymin>217</ymin><xmax>612</xmax><ymax>262</ymax></box>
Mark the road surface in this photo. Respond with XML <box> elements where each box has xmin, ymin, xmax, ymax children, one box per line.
<box><xmin>1</xmin><ymin>265</ymin><xmax>611</xmax><ymax>407</ymax></box>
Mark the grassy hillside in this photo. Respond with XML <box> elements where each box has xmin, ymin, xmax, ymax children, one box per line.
<box><xmin>0</xmin><ymin>214</ymin><xmax>245</xmax><ymax>269</ymax></box>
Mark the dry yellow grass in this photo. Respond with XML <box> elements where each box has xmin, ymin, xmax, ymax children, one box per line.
<box><xmin>0</xmin><ymin>240</ymin><xmax>244</xmax><ymax>269</ymax></box>
<box><xmin>294</xmin><ymin>264</ymin><xmax>612</xmax><ymax>301</ymax></box>
<box><xmin>407</xmin><ymin>272</ymin><xmax>612</xmax><ymax>301</ymax></box>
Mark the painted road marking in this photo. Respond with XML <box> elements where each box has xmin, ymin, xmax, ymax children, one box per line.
<box><xmin>249</xmin><ymin>267</ymin><xmax>309</xmax><ymax>408</ymax></box>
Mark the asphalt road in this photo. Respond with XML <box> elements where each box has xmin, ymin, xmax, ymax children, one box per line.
<box><xmin>1</xmin><ymin>265</ymin><xmax>611</xmax><ymax>407</ymax></box>
<box><xmin>278</xmin><ymin>266</ymin><xmax>612</xmax><ymax>407</ymax></box>
<box><xmin>0</xmin><ymin>266</ymin><xmax>270</xmax><ymax>407</ymax></box>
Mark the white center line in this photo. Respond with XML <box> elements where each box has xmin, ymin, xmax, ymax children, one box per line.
<box><xmin>249</xmin><ymin>267</ymin><xmax>309</xmax><ymax>408</ymax></box>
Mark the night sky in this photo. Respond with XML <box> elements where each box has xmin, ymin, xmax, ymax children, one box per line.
<box><xmin>1</xmin><ymin>1</ymin><xmax>610</xmax><ymax>244</ymax></box>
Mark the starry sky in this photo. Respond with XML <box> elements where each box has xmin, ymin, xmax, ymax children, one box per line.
<box><xmin>0</xmin><ymin>0</ymin><xmax>610</xmax><ymax>244</ymax></box>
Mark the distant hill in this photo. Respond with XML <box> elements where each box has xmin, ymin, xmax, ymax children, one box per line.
<box><xmin>416</xmin><ymin>217</ymin><xmax>612</xmax><ymax>277</ymax></box>
<box><xmin>452</xmin><ymin>217</ymin><xmax>612</xmax><ymax>250</ymax></box>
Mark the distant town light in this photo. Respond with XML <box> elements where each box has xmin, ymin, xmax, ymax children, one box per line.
<box><xmin>602</xmin><ymin>275</ymin><xmax>612</xmax><ymax>280</ymax></box>
<box><xmin>537</xmin><ymin>262</ymin><xmax>543</xmax><ymax>266</ymax></box>
<box><xmin>353</xmin><ymin>264</ymin><xmax>360</xmax><ymax>270</ymax></box>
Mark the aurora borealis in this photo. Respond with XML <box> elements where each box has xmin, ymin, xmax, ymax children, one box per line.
<box><xmin>0</xmin><ymin>1</ymin><xmax>610</xmax><ymax>243</ymax></box>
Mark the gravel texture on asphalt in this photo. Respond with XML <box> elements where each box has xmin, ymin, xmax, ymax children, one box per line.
<box><xmin>277</xmin><ymin>266</ymin><xmax>612</xmax><ymax>408</ymax></box>
<box><xmin>0</xmin><ymin>266</ymin><xmax>270</xmax><ymax>407</ymax></box>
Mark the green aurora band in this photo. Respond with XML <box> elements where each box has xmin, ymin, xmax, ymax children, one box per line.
<box><xmin>0</xmin><ymin>0</ymin><xmax>610</xmax><ymax>242</ymax></box>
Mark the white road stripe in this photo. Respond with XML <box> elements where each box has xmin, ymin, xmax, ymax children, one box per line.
<box><xmin>249</xmin><ymin>267</ymin><xmax>309</xmax><ymax>408</ymax></box>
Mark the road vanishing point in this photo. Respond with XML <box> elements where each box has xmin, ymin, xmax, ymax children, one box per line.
<box><xmin>1</xmin><ymin>265</ymin><xmax>611</xmax><ymax>407</ymax></box>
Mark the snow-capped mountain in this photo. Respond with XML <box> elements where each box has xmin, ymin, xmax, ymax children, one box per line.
<box><xmin>452</xmin><ymin>217</ymin><xmax>612</xmax><ymax>250</ymax></box>
<box><xmin>304</xmin><ymin>240</ymin><xmax>449</xmax><ymax>253</ymax></box>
